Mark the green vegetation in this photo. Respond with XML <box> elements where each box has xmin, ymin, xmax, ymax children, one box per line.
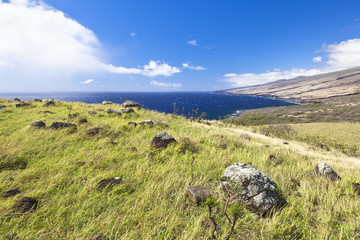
<box><xmin>1</xmin><ymin>98</ymin><xmax>360</xmax><ymax>239</ymax></box>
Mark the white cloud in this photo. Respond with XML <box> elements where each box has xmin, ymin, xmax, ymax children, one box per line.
<box><xmin>312</xmin><ymin>56</ymin><xmax>322</xmax><ymax>63</ymax></box>
<box><xmin>105</xmin><ymin>60</ymin><xmax>181</xmax><ymax>77</ymax></box>
<box><xmin>130</xmin><ymin>32</ymin><xmax>136</xmax><ymax>37</ymax></box>
<box><xmin>80</xmin><ymin>79</ymin><xmax>94</xmax><ymax>84</ymax></box>
<box><xmin>150</xmin><ymin>80</ymin><xmax>182</xmax><ymax>88</ymax></box>
<box><xmin>187</xmin><ymin>40</ymin><xmax>197</xmax><ymax>46</ymax></box>
<box><xmin>224</xmin><ymin>38</ymin><xmax>360</xmax><ymax>87</ymax></box>
<box><xmin>182</xmin><ymin>63</ymin><xmax>206</xmax><ymax>71</ymax></box>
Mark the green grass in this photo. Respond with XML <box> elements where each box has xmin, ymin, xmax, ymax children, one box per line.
<box><xmin>1</xmin><ymin>99</ymin><xmax>360</xmax><ymax>239</ymax></box>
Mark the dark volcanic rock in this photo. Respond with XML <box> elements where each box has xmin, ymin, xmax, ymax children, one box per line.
<box><xmin>1</xmin><ymin>188</ymin><xmax>21</xmax><ymax>198</ymax></box>
<box><xmin>13</xmin><ymin>98</ymin><xmax>21</xmax><ymax>102</ymax></box>
<box><xmin>87</xmin><ymin>127</ymin><xmax>103</xmax><ymax>136</ymax></box>
<box><xmin>122</xmin><ymin>100</ymin><xmax>140</xmax><ymax>108</ymax></box>
<box><xmin>30</xmin><ymin>120</ymin><xmax>46</xmax><ymax>128</ymax></box>
<box><xmin>107</xmin><ymin>108</ymin><xmax>122</xmax><ymax>115</ymax></box>
<box><xmin>98</xmin><ymin>177</ymin><xmax>122</xmax><ymax>191</ymax></box>
<box><xmin>283</xmin><ymin>141</ymin><xmax>289</xmax><ymax>145</ymax></box>
<box><xmin>33</xmin><ymin>98</ymin><xmax>42</xmax><ymax>102</ymax></box>
<box><xmin>222</xmin><ymin>163</ymin><xmax>280</xmax><ymax>213</ymax></box>
<box><xmin>186</xmin><ymin>186</ymin><xmax>211</xmax><ymax>206</ymax></box>
<box><xmin>50</xmin><ymin>122</ymin><xmax>77</xmax><ymax>129</ymax></box>
<box><xmin>119</xmin><ymin>108</ymin><xmax>135</xmax><ymax>113</ymax></box>
<box><xmin>15</xmin><ymin>102</ymin><xmax>30</xmax><ymax>108</ymax></box>
<box><xmin>314</xmin><ymin>162</ymin><xmax>341</xmax><ymax>181</ymax></box>
<box><xmin>151</xmin><ymin>131</ymin><xmax>176</xmax><ymax>148</ymax></box>
<box><xmin>14</xmin><ymin>197</ymin><xmax>38</xmax><ymax>213</ymax></box>
<box><xmin>78</xmin><ymin>118</ymin><xmax>88</xmax><ymax>124</ymax></box>
<box><xmin>0</xmin><ymin>104</ymin><xmax>6</xmax><ymax>108</ymax></box>
<box><xmin>139</xmin><ymin>120</ymin><xmax>154</xmax><ymax>126</ymax></box>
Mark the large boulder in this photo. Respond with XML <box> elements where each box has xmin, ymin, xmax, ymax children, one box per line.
<box><xmin>221</xmin><ymin>163</ymin><xmax>279</xmax><ymax>213</ymax></box>
<box><xmin>314</xmin><ymin>162</ymin><xmax>341</xmax><ymax>181</ymax></box>
<box><xmin>151</xmin><ymin>132</ymin><xmax>176</xmax><ymax>148</ymax></box>
<box><xmin>102</xmin><ymin>100</ymin><xmax>113</xmax><ymax>105</ymax></box>
<box><xmin>107</xmin><ymin>108</ymin><xmax>122</xmax><ymax>115</ymax></box>
<box><xmin>30</xmin><ymin>120</ymin><xmax>46</xmax><ymax>128</ymax></box>
<box><xmin>50</xmin><ymin>122</ymin><xmax>77</xmax><ymax>129</ymax></box>
<box><xmin>122</xmin><ymin>100</ymin><xmax>140</xmax><ymax>108</ymax></box>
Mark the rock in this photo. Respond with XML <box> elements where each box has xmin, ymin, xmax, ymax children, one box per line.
<box><xmin>283</xmin><ymin>141</ymin><xmax>289</xmax><ymax>145</ymax></box>
<box><xmin>30</xmin><ymin>120</ymin><xmax>46</xmax><ymax>128</ymax></box>
<box><xmin>88</xmin><ymin>111</ymin><xmax>97</xmax><ymax>115</ymax></box>
<box><xmin>139</xmin><ymin>120</ymin><xmax>154</xmax><ymax>126</ymax></box>
<box><xmin>186</xmin><ymin>186</ymin><xmax>211</xmax><ymax>205</ymax></box>
<box><xmin>33</xmin><ymin>99</ymin><xmax>42</xmax><ymax>102</ymax></box>
<box><xmin>106</xmin><ymin>108</ymin><xmax>122</xmax><ymax>115</ymax></box>
<box><xmin>87</xmin><ymin>127</ymin><xmax>103</xmax><ymax>136</ymax></box>
<box><xmin>1</xmin><ymin>188</ymin><xmax>21</xmax><ymax>198</ymax></box>
<box><xmin>151</xmin><ymin>132</ymin><xmax>177</xmax><ymax>148</ymax></box>
<box><xmin>15</xmin><ymin>102</ymin><xmax>30</xmax><ymax>108</ymax></box>
<box><xmin>122</xmin><ymin>100</ymin><xmax>140</xmax><ymax>108</ymax></box>
<box><xmin>102</xmin><ymin>100</ymin><xmax>113</xmax><ymax>105</ymax></box>
<box><xmin>75</xmin><ymin>161</ymin><xmax>86</xmax><ymax>166</ymax></box>
<box><xmin>50</xmin><ymin>122</ymin><xmax>77</xmax><ymax>129</ymax></box>
<box><xmin>98</xmin><ymin>177</ymin><xmax>122</xmax><ymax>190</ymax></box>
<box><xmin>219</xmin><ymin>144</ymin><xmax>228</xmax><ymax>149</ymax></box>
<box><xmin>78</xmin><ymin>118</ymin><xmax>88</xmax><ymax>124</ymax></box>
<box><xmin>13</xmin><ymin>98</ymin><xmax>21</xmax><ymax>102</ymax></box>
<box><xmin>14</xmin><ymin>197</ymin><xmax>38</xmax><ymax>213</ymax></box>
<box><xmin>221</xmin><ymin>163</ymin><xmax>280</xmax><ymax>213</ymax></box>
<box><xmin>314</xmin><ymin>162</ymin><xmax>341</xmax><ymax>181</ymax></box>
<box><xmin>42</xmin><ymin>98</ymin><xmax>55</xmax><ymax>106</ymax></box>
<box><xmin>0</xmin><ymin>104</ymin><xmax>6</xmax><ymax>108</ymax></box>
<box><xmin>119</xmin><ymin>108</ymin><xmax>135</xmax><ymax>114</ymax></box>
<box><xmin>128</xmin><ymin>122</ymin><xmax>137</xmax><ymax>127</ymax></box>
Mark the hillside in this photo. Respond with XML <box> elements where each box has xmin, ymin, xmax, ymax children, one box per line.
<box><xmin>1</xmin><ymin>99</ymin><xmax>360</xmax><ymax>239</ymax></box>
<box><xmin>220</xmin><ymin>66</ymin><xmax>360</xmax><ymax>103</ymax></box>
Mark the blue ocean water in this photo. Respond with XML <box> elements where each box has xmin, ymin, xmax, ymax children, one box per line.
<box><xmin>0</xmin><ymin>92</ymin><xmax>296</xmax><ymax>119</ymax></box>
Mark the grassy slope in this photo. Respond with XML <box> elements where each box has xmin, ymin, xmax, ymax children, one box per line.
<box><xmin>1</xmin><ymin>99</ymin><xmax>360</xmax><ymax>239</ymax></box>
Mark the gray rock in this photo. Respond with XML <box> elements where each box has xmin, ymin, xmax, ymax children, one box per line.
<box><xmin>30</xmin><ymin>120</ymin><xmax>46</xmax><ymax>128</ymax></box>
<box><xmin>50</xmin><ymin>122</ymin><xmax>77</xmax><ymax>129</ymax></box>
<box><xmin>15</xmin><ymin>102</ymin><xmax>30</xmax><ymax>108</ymax></box>
<box><xmin>102</xmin><ymin>100</ymin><xmax>113</xmax><ymax>105</ymax></box>
<box><xmin>119</xmin><ymin>108</ymin><xmax>135</xmax><ymax>113</ymax></box>
<box><xmin>106</xmin><ymin>108</ymin><xmax>122</xmax><ymax>115</ymax></box>
<box><xmin>14</xmin><ymin>197</ymin><xmax>38</xmax><ymax>213</ymax></box>
<box><xmin>151</xmin><ymin>132</ymin><xmax>176</xmax><ymax>148</ymax></box>
<box><xmin>98</xmin><ymin>177</ymin><xmax>122</xmax><ymax>191</ymax></box>
<box><xmin>42</xmin><ymin>98</ymin><xmax>55</xmax><ymax>106</ymax></box>
<box><xmin>314</xmin><ymin>162</ymin><xmax>341</xmax><ymax>181</ymax></box>
<box><xmin>186</xmin><ymin>186</ymin><xmax>211</xmax><ymax>205</ymax></box>
<box><xmin>139</xmin><ymin>120</ymin><xmax>154</xmax><ymax>126</ymax></box>
<box><xmin>13</xmin><ymin>98</ymin><xmax>21</xmax><ymax>102</ymax></box>
<box><xmin>221</xmin><ymin>163</ymin><xmax>279</xmax><ymax>213</ymax></box>
<box><xmin>122</xmin><ymin>100</ymin><xmax>140</xmax><ymax>108</ymax></box>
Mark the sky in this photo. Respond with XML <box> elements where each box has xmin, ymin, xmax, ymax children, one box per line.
<box><xmin>1</xmin><ymin>0</ymin><xmax>360</xmax><ymax>92</ymax></box>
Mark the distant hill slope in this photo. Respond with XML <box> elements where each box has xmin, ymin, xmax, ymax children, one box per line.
<box><xmin>219</xmin><ymin>66</ymin><xmax>360</xmax><ymax>102</ymax></box>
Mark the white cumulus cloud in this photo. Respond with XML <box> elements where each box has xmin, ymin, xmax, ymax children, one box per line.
<box><xmin>187</xmin><ymin>40</ymin><xmax>197</xmax><ymax>46</ymax></box>
<box><xmin>80</xmin><ymin>79</ymin><xmax>94</xmax><ymax>84</ymax></box>
<box><xmin>182</xmin><ymin>63</ymin><xmax>206</xmax><ymax>71</ymax></box>
<box><xmin>224</xmin><ymin>38</ymin><xmax>360</xmax><ymax>87</ymax></box>
<box><xmin>150</xmin><ymin>80</ymin><xmax>182</xmax><ymax>88</ymax></box>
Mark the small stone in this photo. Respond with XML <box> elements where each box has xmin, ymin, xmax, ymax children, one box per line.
<box><xmin>15</xmin><ymin>102</ymin><xmax>30</xmax><ymax>108</ymax></box>
<box><xmin>102</xmin><ymin>100</ymin><xmax>113</xmax><ymax>105</ymax></box>
<box><xmin>78</xmin><ymin>118</ymin><xmax>88</xmax><ymax>124</ymax></box>
<box><xmin>30</xmin><ymin>120</ymin><xmax>46</xmax><ymax>128</ymax></box>
<box><xmin>87</xmin><ymin>127</ymin><xmax>103</xmax><ymax>136</ymax></box>
<box><xmin>151</xmin><ymin>132</ymin><xmax>177</xmax><ymax>148</ymax></box>
<box><xmin>98</xmin><ymin>177</ymin><xmax>122</xmax><ymax>191</ymax></box>
<box><xmin>106</xmin><ymin>108</ymin><xmax>122</xmax><ymax>115</ymax></box>
<box><xmin>14</xmin><ymin>197</ymin><xmax>38</xmax><ymax>213</ymax></box>
<box><xmin>50</xmin><ymin>122</ymin><xmax>77</xmax><ymax>129</ymax></box>
<box><xmin>119</xmin><ymin>108</ymin><xmax>135</xmax><ymax>114</ymax></box>
<box><xmin>314</xmin><ymin>162</ymin><xmax>341</xmax><ymax>181</ymax></box>
<box><xmin>283</xmin><ymin>141</ymin><xmax>289</xmax><ymax>145</ymax></box>
<box><xmin>1</xmin><ymin>188</ymin><xmax>21</xmax><ymax>198</ymax></box>
<box><xmin>186</xmin><ymin>186</ymin><xmax>211</xmax><ymax>206</ymax></box>
<box><xmin>122</xmin><ymin>100</ymin><xmax>140</xmax><ymax>108</ymax></box>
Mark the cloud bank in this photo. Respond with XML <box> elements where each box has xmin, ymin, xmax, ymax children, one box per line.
<box><xmin>150</xmin><ymin>80</ymin><xmax>182</xmax><ymax>88</ymax></box>
<box><xmin>224</xmin><ymin>38</ymin><xmax>360</xmax><ymax>87</ymax></box>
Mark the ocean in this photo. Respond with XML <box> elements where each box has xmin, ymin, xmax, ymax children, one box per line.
<box><xmin>0</xmin><ymin>92</ymin><xmax>296</xmax><ymax>119</ymax></box>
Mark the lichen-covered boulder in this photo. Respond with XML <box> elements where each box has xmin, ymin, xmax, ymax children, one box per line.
<box><xmin>221</xmin><ymin>163</ymin><xmax>279</xmax><ymax>213</ymax></box>
<box><xmin>151</xmin><ymin>132</ymin><xmax>176</xmax><ymax>148</ymax></box>
<box><xmin>102</xmin><ymin>100</ymin><xmax>113</xmax><ymax>105</ymax></box>
<box><xmin>50</xmin><ymin>122</ymin><xmax>77</xmax><ymax>129</ymax></box>
<box><xmin>122</xmin><ymin>100</ymin><xmax>140</xmax><ymax>108</ymax></box>
<box><xmin>31</xmin><ymin>120</ymin><xmax>46</xmax><ymax>128</ymax></box>
<box><xmin>314</xmin><ymin>162</ymin><xmax>341</xmax><ymax>181</ymax></box>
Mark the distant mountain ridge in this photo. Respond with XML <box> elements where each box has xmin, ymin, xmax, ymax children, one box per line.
<box><xmin>219</xmin><ymin>66</ymin><xmax>360</xmax><ymax>103</ymax></box>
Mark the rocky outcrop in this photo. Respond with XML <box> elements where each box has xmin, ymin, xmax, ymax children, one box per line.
<box><xmin>122</xmin><ymin>100</ymin><xmax>140</xmax><ymax>108</ymax></box>
<box><xmin>30</xmin><ymin>120</ymin><xmax>46</xmax><ymax>128</ymax></box>
<box><xmin>50</xmin><ymin>122</ymin><xmax>77</xmax><ymax>129</ymax></box>
<box><xmin>151</xmin><ymin>132</ymin><xmax>176</xmax><ymax>148</ymax></box>
<box><xmin>221</xmin><ymin>163</ymin><xmax>279</xmax><ymax>213</ymax></box>
<box><xmin>314</xmin><ymin>162</ymin><xmax>341</xmax><ymax>181</ymax></box>
<box><xmin>186</xmin><ymin>186</ymin><xmax>211</xmax><ymax>206</ymax></box>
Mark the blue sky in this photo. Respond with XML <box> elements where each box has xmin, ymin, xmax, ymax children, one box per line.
<box><xmin>1</xmin><ymin>0</ymin><xmax>360</xmax><ymax>92</ymax></box>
